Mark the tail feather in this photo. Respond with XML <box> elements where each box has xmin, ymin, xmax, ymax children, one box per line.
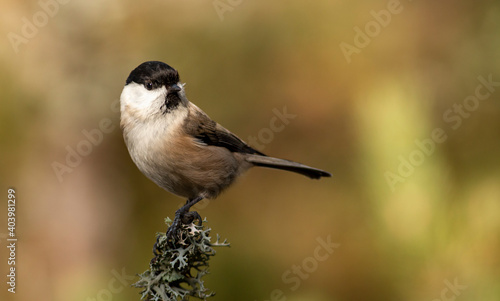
<box><xmin>245</xmin><ymin>154</ymin><xmax>331</xmax><ymax>179</ymax></box>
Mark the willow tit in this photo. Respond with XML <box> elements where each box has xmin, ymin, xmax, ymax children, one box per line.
<box><xmin>120</xmin><ymin>61</ymin><xmax>331</xmax><ymax>239</ymax></box>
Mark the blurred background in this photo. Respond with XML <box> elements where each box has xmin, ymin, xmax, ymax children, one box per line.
<box><xmin>1</xmin><ymin>0</ymin><xmax>499</xmax><ymax>300</ymax></box>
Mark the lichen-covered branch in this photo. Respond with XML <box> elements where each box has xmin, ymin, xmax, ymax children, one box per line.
<box><xmin>134</xmin><ymin>218</ymin><xmax>230</xmax><ymax>301</ymax></box>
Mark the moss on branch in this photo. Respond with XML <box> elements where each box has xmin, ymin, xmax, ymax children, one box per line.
<box><xmin>134</xmin><ymin>218</ymin><xmax>229</xmax><ymax>301</ymax></box>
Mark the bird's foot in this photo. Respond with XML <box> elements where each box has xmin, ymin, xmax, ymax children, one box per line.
<box><xmin>182</xmin><ymin>211</ymin><xmax>203</xmax><ymax>226</ymax></box>
<box><xmin>164</xmin><ymin>210</ymin><xmax>202</xmax><ymax>247</ymax></box>
<box><xmin>153</xmin><ymin>196</ymin><xmax>205</xmax><ymax>251</ymax></box>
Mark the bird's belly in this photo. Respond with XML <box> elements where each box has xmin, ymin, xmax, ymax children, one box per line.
<box><xmin>131</xmin><ymin>140</ymin><xmax>243</xmax><ymax>200</ymax></box>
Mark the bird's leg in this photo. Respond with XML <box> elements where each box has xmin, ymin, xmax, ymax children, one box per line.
<box><xmin>165</xmin><ymin>196</ymin><xmax>204</xmax><ymax>243</ymax></box>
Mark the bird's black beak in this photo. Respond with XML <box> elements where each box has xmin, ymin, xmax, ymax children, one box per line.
<box><xmin>168</xmin><ymin>84</ymin><xmax>181</xmax><ymax>94</ymax></box>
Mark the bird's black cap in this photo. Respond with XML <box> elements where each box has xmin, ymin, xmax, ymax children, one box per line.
<box><xmin>126</xmin><ymin>61</ymin><xmax>180</xmax><ymax>89</ymax></box>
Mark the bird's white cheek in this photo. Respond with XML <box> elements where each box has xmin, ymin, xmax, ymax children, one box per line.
<box><xmin>120</xmin><ymin>83</ymin><xmax>167</xmax><ymax>117</ymax></box>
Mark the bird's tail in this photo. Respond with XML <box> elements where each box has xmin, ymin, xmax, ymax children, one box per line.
<box><xmin>245</xmin><ymin>154</ymin><xmax>331</xmax><ymax>179</ymax></box>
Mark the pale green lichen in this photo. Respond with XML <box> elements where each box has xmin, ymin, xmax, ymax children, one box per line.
<box><xmin>134</xmin><ymin>218</ymin><xmax>229</xmax><ymax>301</ymax></box>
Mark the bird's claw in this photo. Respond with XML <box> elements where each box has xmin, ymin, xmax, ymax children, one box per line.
<box><xmin>152</xmin><ymin>235</ymin><xmax>161</xmax><ymax>255</ymax></box>
<box><xmin>182</xmin><ymin>211</ymin><xmax>203</xmax><ymax>226</ymax></box>
<box><xmin>164</xmin><ymin>210</ymin><xmax>202</xmax><ymax>247</ymax></box>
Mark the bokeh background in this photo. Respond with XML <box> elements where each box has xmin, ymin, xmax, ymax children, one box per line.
<box><xmin>1</xmin><ymin>0</ymin><xmax>499</xmax><ymax>300</ymax></box>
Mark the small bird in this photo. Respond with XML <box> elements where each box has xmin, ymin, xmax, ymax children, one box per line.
<box><xmin>120</xmin><ymin>61</ymin><xmax>331</xmax><ymax>239</ymax></box>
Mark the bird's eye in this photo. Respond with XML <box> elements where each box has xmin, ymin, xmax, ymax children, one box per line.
<box><xmin>145</xmin><ymin>82</ymin><xmax>153</xmax><ymax>90</ymax></box>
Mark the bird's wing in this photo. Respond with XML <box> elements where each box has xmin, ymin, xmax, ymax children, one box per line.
<box><xmin>183</xmin><ymin>106</ymin><xmax>265</xmax><ymax>156</ymax></box>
